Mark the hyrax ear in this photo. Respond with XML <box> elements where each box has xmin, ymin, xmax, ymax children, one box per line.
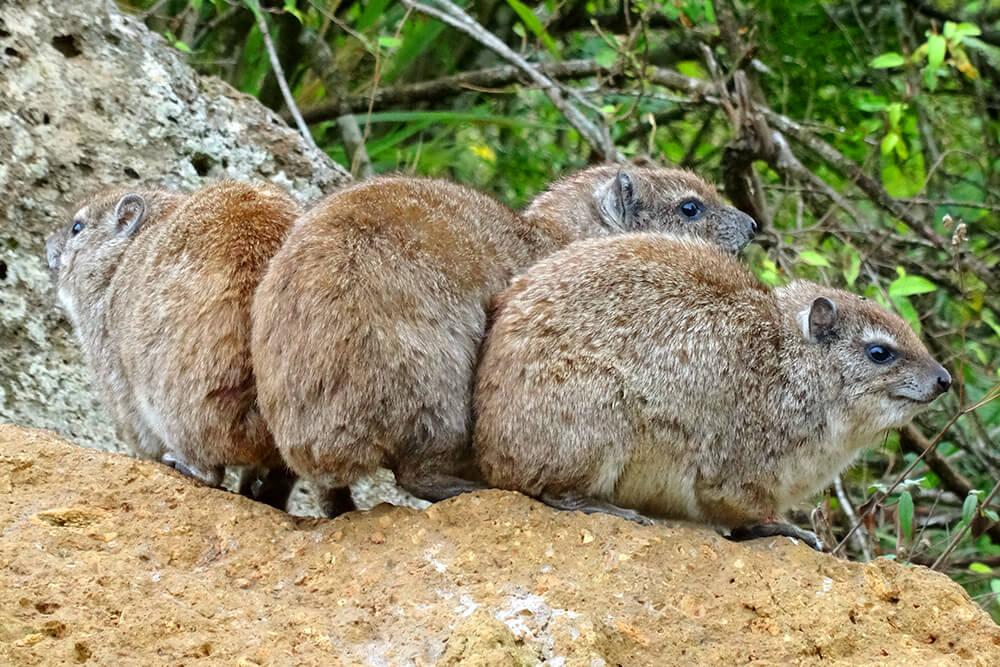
<box><xmin>798</xmin><ymin>296</ymin><xmax>838</xmax><ymax>342</ymax></box>
<box><xmin>114</xmin><ymin>194</ymin><xmax>146</xmax><ymax>236</ymax></box>
<box><xmin>595</xmin><ymin>168</ymin><xmax>636</xmax><ymax>231</ymax></box>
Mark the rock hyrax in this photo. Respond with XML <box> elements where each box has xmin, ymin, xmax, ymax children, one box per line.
<box><xmin>252</xmin><ymin>167</ymin><xmax>757</xmax><ymax>508</ymax></box>
<box><xmin>474</xmin><ymin>233</ymin><xmax>951</xmax><ymax>543</ymax></box>
<box><xmin>46</xmin><ymin>181</ymin><xmax>301</xmax><ymax>496</ymax></box>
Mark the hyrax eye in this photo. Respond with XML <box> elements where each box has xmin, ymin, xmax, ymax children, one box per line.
<box><xmin>865</xmin><ymin>343</ymin><xmax>897</xmax><ymax>364</ymax></box>
<box><xmin>71</xmin><ymin>220</ymin><xmax>84</xmax><ymax>235</ymax></box>
<box><xmin>678</xmin><ymin>199</ymin><xmax>705</xmax><ymax>220</ymax></box>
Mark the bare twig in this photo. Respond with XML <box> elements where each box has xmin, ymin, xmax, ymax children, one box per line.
<box><xmin>399</xmin><ymin>0</ymin><xmax>622</xmax><ymax>161</ymax></box>
<box><xmin>252</xmin><ymin>6</ymin><xmax>319</xmax><ymax>152</ymax></box>
<box><xmin>296</xmin><ymin>60</ymin><xmax>610</xmax><ymax>123</ymax></box>
<box><xmin>835</xmin><ymin>475</ymin><xmax>872</xmax><ymax>560</ymax></box>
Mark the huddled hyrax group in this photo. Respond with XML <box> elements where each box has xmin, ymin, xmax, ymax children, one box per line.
<box><xmin>48</xmin><ymin>163</ymin><xmax>949</xmax><ymax>549</ymax></box>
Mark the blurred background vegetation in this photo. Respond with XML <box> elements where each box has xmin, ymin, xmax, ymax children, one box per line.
<box><xmin>121</xmin><ymin>0</ymin><xmax>1000</xmax><ymax>616</ymax></box>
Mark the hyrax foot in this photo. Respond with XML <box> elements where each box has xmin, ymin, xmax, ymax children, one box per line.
<box><xmin>163</xmin><ymin>455</ymin><xmax>224</xmax><ymax>488</ymax></box>
<box><xmin>396</xmin><ymin>473</ymin><xmax>488</xmax><ymax>503</ymax></box>
<box><xmin>728</xmin><ymin>522</ymin><xmax>824</xmax><ymax>551</ymax></box>
<box><xmin>539</xmin><ymin>493</ymin><xmax>655</xmax><ymax>526</ymax></box>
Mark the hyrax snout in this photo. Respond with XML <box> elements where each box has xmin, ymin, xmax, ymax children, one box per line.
<box><xmin>251</xmin><ymin>165</ymin><xmax>757</xmax><ymax>510</ymax></box>
<box><xmin>473</xmin><ymin>233</ymin><xmax>949</xmax><ymax>542</ymax></box>
<box><xmin>47</xmin><ymin>181</ymin><xmax>301</xmax><ymax>499</ymax></box>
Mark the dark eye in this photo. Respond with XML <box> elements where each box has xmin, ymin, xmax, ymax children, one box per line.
<box><xmin>71</xmin><ymin>220</ymin><xmax>84</xmax><ymax>235</ymax></box>
<box><xmin>678</xmin><ymin>199</ymin><xmax>705</xmax><ymax>220</ymax></box>
<box><xmin>865</xmin><ymin>343</ymin><xmax>897</xmax><ymax>364</ymax></box>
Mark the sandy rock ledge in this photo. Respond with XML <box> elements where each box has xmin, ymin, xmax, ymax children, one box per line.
<box><xmin>1</xmin><ymin>424</ymin><xmax>998</xmax><ymax>665</ymax></box>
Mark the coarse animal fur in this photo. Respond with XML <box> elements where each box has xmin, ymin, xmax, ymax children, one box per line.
<box><xmin>473</xmin><ymin>233</ymin><xmax>951</xmax><ymax>537</ymax></box>
<box><xmin>47</xmin><ymin>181</ymin><xmax>301</xmax><ymax>492</ymax></box>
<box><xmin>252</xmin><ymin>166</ymin><xmax>757</xmax><ymax>506</ymax></box>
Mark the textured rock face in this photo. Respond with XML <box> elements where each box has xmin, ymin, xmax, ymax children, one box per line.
<box><xmin>2</xmin><ymin>425</ymin><xmax>998</xmax><ymax>665</ymax></box>
<box><xmin>0</xmin><ymin>0</ymin><xmax>350</xmax><ymax>453</ymax></box>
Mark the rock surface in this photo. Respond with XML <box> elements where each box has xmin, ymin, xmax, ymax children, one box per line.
<box><xmin>2</xmin><ymin>424</ymin><xmax>998</xmax><ymax>665</ymax></box>
<box><xmin>0</xmin><ymin>0</ymin><xmax>350</xmax><ymax>453</ymax></box>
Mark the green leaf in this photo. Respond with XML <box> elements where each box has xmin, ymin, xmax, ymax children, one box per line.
<box><xmin>981</xmin><ymin>310</ymin><xmax>1000</xmax><ymax>340</ymax></box>
<box><xmin>969</xmin><ymin>562</ymin><xmax>993</xmax><ymax>573</ymax></box>
<box><xmin>992</xmin><ymin>579</ymin><xmax>1000</xmax><ymax>595</ymax></box>
<box><xmin>799</xmin><ymin>250</ymin><xmax>830</xmax><ymax>267</ymax></box>
<box><xmin>871</xmin><ymin>52</ymin><xmax>905</xmax><ymax>68</ymax></box>
<box><xmin>898</xmin><ymin>491</ymin><xmax>914</xmax><ymax>540</ymax></box>
<box><xmin>986</xmin><ymin>509</ymin><xmax>999</xmax><ymax>522</ymax></box>
<box><xmin>173</xmin><ymin>40</ymin><xmax>192</xmax><ymax>53</ymax></box>
<box><xmin>963</xmin><ymin>492</ymin><xmax>979</xmax><ymax>524</ymax></box>
<box><xmin>952</xmin><ymin>22</ymin><xmax>982</xmax><ymax>39</ymax></box>
<box><xmin>594</xmin><ymin>46</ymin><xmax>617</xmax><ymax>68</ymax></box>
<box><xmin>283</xmin><ymin>0</ymin><xmax>304</xmax><ymax>23</ymax></box>
<box><xmin>378</xmin><ymin>35</ymin><xmax>403</xmax><ymax>49</ymax></box>
<box><xmin>843</xmin><ymin>251</ymin><xmax>861</xmax><ymax>287</ymax></box>
<box><xmin>891</xmin><ymin>294</ymin><xmax>921</xmax><ymax>335</ymax></box>
<box><xmin>506</xmin><ymin>0</ymin><xmax>560</xmax><ymax>58</ymax></box>
<box><xmin>927</xmin><ymin>34</ymin><xmax>946</xmax><ymax>71</ymax></box>
<box><xmin>757</xmin><ymin>258</ymin><xmax>780</xmax><ymax>286</ymax></box>
<box><xmin>888</xmin><ymin>274</ymin><xmax>937</xmax><ymax>297</ymax></box>
<box><xmin>887</xmin><ymin>102</ymin><xmax>904</xmax><ymax>128</ymax></box>
<box><xmin>881</xmin><ymin>132</ymin><xmax>899</xmax><ymax>156</ymax></box>
<box><xmin>894</xmin><ymin>137</ymin><xmax>909</xmax><ymax>160</ymax></box>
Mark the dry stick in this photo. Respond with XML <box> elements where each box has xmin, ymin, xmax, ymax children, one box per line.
<box><xmin>298</xmin><ymin>60</ymin><xmax>607</xmax><ymax>123</ymax></box>
<box><xmin>399</xmin><ymin>0</ymin><xmax>622</xmax><ymax>162</ymax></box>
<box><xmin>834</xmin><ymin>387</ymin><xmax>1000</xmax><ymax>554</ymax></box>
<box><xmin>253</xmin><ymin>8</ymin><xmax>319</xmax><ymax>152</ymax></box>
<box><xmin>932</xmin><ymin>476</ymin><xmax>1000</xmax><ymax>570</ymax></box>
<box><xmin>834</xmin><ymin>475</ymin><xmax>872</xmax><ymax>561</ymax></box>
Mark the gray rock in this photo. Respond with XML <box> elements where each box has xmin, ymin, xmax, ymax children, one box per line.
<box><xmin>0</xmin><ymin>0</ymin><xmax>349</xmax><ymax>456</ymax></box>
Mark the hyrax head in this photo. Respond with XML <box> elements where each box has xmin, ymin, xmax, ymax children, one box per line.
<box><xmin>46</xmin><ymin>189</ymin><xmax>173</xmax><ymax>323</ymax></box>
<box><xmin>589</xmin><ymin>164</ymin><xmax>758</xmax><ymax>252</ymax></box>
<box><xmin>782</xmin><ymin>281</ymin><xmax>951</xmax><ymax>438</ymax></box>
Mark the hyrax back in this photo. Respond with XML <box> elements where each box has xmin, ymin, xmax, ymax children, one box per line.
<box><xmin>474</xmin><ymin>234</ymin><xmax>951</xmax><ymax>531</ymax></box>
<box><xmin>252</xmin><ymin>176</ymin><xmax>546</xmax><ymax>501</ymax></box>
<box><xmin>46</xmin><ymin>181</ymin><xmax>301</xmax><ymax>485</ymax></box>
<box><xmin>251</xmin><ymin>166</ymin><xmax>757</xmax><ymax>505</ymax></box>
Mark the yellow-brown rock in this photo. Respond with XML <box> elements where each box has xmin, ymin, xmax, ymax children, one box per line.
<box><xmin>1</xmin><ymin>424</ymin><xmax>998</xmax><ymax>665</ymax></box>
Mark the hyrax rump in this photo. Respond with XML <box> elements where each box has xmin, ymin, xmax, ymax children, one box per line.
<box><xmin>252</xmin><ymin>166</ymin><xmax>757</xmax><ymax>506</ymax></box>
<box><xmin>474</xmin><ymin>233</ymin><xmax>951</xmax><ymax>542</ymax></box>
<box><xmin>46</xmin><ymin>181</ymin><xmax>301</xmax><ymax>494</ymax></box>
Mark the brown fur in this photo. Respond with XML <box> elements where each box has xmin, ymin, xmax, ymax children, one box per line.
<box><xmin>251</xmin><ymin>166</ymin><xmax>757</xmax><ymax>504</ymax></box>
<box><xmin>474</xmin><ymin>234</ymin><xmax>951</xmax><ymax>529</ymax></box>
<box><xmin>46</xmin><ymin>181</ymin><xmax>301</xmax><ymax>485</ymax></box>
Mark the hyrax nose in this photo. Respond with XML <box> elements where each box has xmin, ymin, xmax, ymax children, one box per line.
<box><xmin>933</xmin><ymin>364</ymin><xmax>952</xmax><ymax>395</ymax></box>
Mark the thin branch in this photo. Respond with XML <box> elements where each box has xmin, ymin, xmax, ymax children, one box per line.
<box><xmin>252</xmin><ymin>6</ymin><xmax>319</xmax><ymax>152</ymax></box>
<box><xmin>835</xmin><ymin>475</ymin><xmax>872</xmax><ymax>560</ymax></box>
<box><xmin>296</xmin><ymin>60</ymin><xmax>609</xmax><ymax>123</ymax></box>
<box><xmin>399</xmin><ymin>0</ymin><xmax>622</xmax><ymax>161</ymax></box>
